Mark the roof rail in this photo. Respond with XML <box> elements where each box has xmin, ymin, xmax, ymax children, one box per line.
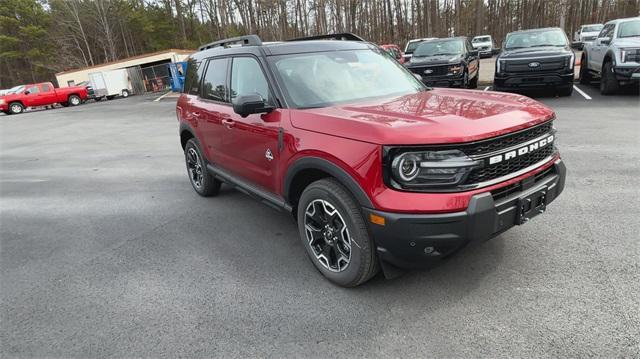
<box><xmin>198</xmin><ymin>35</ymin><xmax>262</xmax><ymax>51</ymax></box>
<box><xmin>286</xmin><ymin>33</ymin><xmax>366</xmax><ymax>42</ymax></box>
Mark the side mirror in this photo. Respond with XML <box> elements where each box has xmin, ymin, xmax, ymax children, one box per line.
<box><xmin>599</xmin><ymin>37</ymin><xmax>611</xmax><ymax>45</ymax></box>
<box><xmin>233</xmin><ymin>94</ymin><xmax>274</xmax><ymax>118</ymax></box>
<box><xmin>471</xmin><ymin>50</ymin><xmax>479</xmax><ymax>57</ymax></box>
<box><xmin>24</xmin><ymin>90</ymin><xmax>30</xmax><ymax>95</ymax></box>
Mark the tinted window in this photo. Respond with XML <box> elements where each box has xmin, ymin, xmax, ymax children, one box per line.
<box><xmin>414</xmin><ymin>40</ymin><xmax>464</xmax><ymax>56</ymax></box>
<box><xmin>41</xmin><ymin>84</ymin><xmax>51</xmax><ymax>92</ymax></box>
<box><xmin>202</xmin><ymin>58</ymin><xmax>229</xmax><ymax>102</ymax></box>
<box><xmin>230</xmin><ymin>57</ymin><xmax>270</xmax><ymax>104</ymax></box>
<box><xmin>184</xmin><ymin>59</ymin><xmax>203</xmax><ymax>95</ymax></box>
<box><xmin>26</xmin><ymin>85</ymin><xmax>39</xmax><ymax>94</ymax></box>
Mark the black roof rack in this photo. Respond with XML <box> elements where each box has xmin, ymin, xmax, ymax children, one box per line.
<box><xmin>286</xmin><ymin>33</ymin><xmax>365</xmax><ymax>42</ymax></box>
<box><xmin>198</xmin><ymin>35</ymin><xmax>262</xmax><ymax>51</ymax></box>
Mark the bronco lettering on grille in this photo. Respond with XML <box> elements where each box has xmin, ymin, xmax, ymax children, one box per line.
<box><xmin>489</xmin><ymin>135</ymin><xmax>554</xmax><ymax>165</ymax></box>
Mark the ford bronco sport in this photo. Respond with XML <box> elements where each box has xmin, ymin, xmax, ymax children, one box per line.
<box><xmin>177</xmin><ymin>34</ymin><xmax>566</xmax><ymax>287</ymax></box>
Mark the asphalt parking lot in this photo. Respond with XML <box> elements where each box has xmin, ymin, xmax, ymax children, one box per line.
<box><xmin>1</xmin><ymin>87</ymin><xmax>639</xmax><ymax>357</ymax></box>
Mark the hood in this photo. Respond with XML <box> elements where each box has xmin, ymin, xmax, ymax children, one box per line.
<box><xmin>500</xmin><ymin>46</ymin><xmax>572</xmax><ymax>58</ymax></box>
<box><xmin>613</xmin><ymin>37</ymin><xmax>640</xmax><ymax>47</ymax></box>
<box><xmin>408</xmin><ymin>54</ymin><xmax>462</xmax><ymax>66</ymax></box>
<box><xmin>289</xmin><ymin>89</ymin><xmax>554</xmax><ymax>145</ymax></box>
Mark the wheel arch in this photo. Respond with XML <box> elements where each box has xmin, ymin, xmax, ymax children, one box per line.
<box><xmin>179</xmin><ymin>123</ymin><xmax>196</xmax><ymax>150</ymax></box>
<box><xmin>284</xmin><ymin>157</ymin><xmax>374</xmax><ymax>210</ymax></box>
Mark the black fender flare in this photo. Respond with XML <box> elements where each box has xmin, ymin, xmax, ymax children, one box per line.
<box><xmin>284</xmin><ymin>157</ymin><xmax>374</xmax><ymax>208</ymax></box>
<box><xmin>179</xmin><ymin>122</ymin><xmax>196</xmax><ymax>149</ymax></box>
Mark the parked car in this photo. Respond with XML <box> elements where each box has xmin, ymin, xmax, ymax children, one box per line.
<box><xmin>0</xmin><ymin>82</ymin><xmax>88</xmax><ymax>115</ymax></box>
<box><xmin>402</xmin><ymin>37</ymin><xmax>436</xmax><ymax>62</ymax></box>
<box><xmin>471</xmin><ymin>35</ymin><xmax>497</xmax><ymax>57</ymax></box>
<box><xmin>380</xmin><ymin>44</ymin><xmax>404</xmax><ymax>64</ymax></box>
<box><xmin>405</xmin><ymin>37</ymin><xmax>480</xmax><ymax>88</ymax></box>
<box><xmin>573</xmin><ymin>24</ymin><xmax>604</xmax><ymax>49</ymax></box>
<box><xmin>494</xmin><ymin>27</ymin><xmax>575</xmax><ymax>96</ymax></box>
<box><xmin>580</xmin><ymin>17</ymin><xmax>640</xmax><ymax>95</ymax></box>
<box><xmin>177</xmin><ymin>34</ymin><xmax>566</xmax><ymax>287</ymax></box>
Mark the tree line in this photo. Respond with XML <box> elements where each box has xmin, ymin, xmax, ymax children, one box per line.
<box><xmin>1</xmin><ymin>0</ymin><xmax>638</xmax><ymax>88</ymax></box>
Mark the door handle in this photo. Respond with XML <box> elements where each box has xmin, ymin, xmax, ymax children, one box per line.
<box><xmin>222</xmin><ymin>118</ymin><xmax>235</xmax><ymax>129</ymax></box>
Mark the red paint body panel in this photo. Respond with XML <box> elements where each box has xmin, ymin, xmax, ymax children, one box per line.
<box><xmin>178</xmin><ymin>87</ymin><xmax>557</xmax><ymax>214</ymax></box>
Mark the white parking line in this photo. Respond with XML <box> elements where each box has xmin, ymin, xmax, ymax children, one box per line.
<box><xmin>573</xmin><ymin>85</ymin><xmax>592</xmax><ymax>100</ymax></box>
<box><xmin>484</xmin><ymin>86</ymin><xmax>490</xmax><ymax>91</ymax></box>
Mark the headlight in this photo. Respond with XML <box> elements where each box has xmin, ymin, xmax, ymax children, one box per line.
<box><xmin>448</xmin><ymin>65</ymin><xmax>463</xmax><ymax>75</ymax></box>
<box><xmin>0</xmin><ymin>99</ymin><xmax>5</xmax><ymax>105</ymax></box>
<box><xmin>388</xmin><ymin>149</ymin><xmax>482</xmax><ymax>190</ymax></box>
<box><xmin>496</xmin><ymin>59</ymin><xmax>505</xmax><ymax>74</ymax></box>
<box><xmin>567</xmin><ymin>53</ymin><xmax>575</xmax><ymax>70</ymax></box>
<box><xmin>620</xmin><ymin>48</ymin><xmax>627</xmax><ymax>63</ymax></box>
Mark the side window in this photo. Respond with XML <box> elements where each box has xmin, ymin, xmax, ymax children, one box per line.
<box><xmin>184</xmin><ymin>59</ymin><xmax>203</xmax><ymax>95</ymax></box>
<box><xmin>202</xmin><ymin>58</ymin><xmax>229</xmax><ymax>102</ymax></box>
<box><xmin>41</xmin><ymin>83</ymin><xmax>51</xmax><ymax>92</ymax></box>
<box><xmin>599</xmin><ymin>24</ymin><xmax>613</xmax><ymax>38</ymax></box>
<box><xmin>26</xmin><ymin>85</ymin><xmax>39</xmax><ymax>94</ymax></box>
<box><xmin>230</xmin><ymin>57</ymin><xmax>271</xmax><ymax>104</ymax></box>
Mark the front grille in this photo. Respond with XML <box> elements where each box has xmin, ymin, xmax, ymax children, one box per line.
<box><xmin>408</xmin><ymin>65</ymin><xmax>449</xmax><ymax>77</ymax></box>
<box><xmin>504</xmin><ymin>57</ymin><xmax>567</xmax><ymax>72</ymax></box>
<box><xmin>457</xmin><ymin>121</ymin><xmax>553</xmax><ymax>157</ymax></box>
<box><xmin>466</xmin><ymin>144</ymin><xmax>555</xmax><ymax>184</ymax></box>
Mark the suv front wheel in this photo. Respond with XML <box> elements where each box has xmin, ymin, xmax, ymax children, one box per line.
<box><xmin>184</xmin><ymin>138</ymin><xmax>221</xmax><ymax>197</ymax></box>
<box><xmin>297</xmin><ymin>178</ymin><xmax>379</xmax><ymax>287</ymax></box>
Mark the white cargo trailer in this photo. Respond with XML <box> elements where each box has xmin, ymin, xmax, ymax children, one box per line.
<box><xmin>89</xmin><ymin>69</ymin><xmax>131</xmax><ymax>100</ymax></box>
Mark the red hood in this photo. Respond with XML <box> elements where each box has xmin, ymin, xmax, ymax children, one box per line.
<box><xmin>289</xmin><ymin>88</ymin><xmax>555</xmax><ymax>145</ymax></box>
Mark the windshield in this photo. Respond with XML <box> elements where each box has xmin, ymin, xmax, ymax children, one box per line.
<box><xmin>618</xmin><ymin>20</ymin><xmax>640</xmax><ymax>38</ymax></box>
<box><xmin>473</xmin><ymin>36</ymin><xmax>491</xmax><ymax>43</ymax></box>
<box><xmin>414</xmin><ymin>40</ymin><xmax>464</xmax><ymax>57</ymax></box>
<box><xmin>8</xmin><ymin>85</ymin><xmax>24</xmax><ymax>94</ymax></box>
<box><xmin>405</xmin><ymin>41</ymin><xmax>423</xmax><ymax>54</ymax></box>
<box><xmin>582</xmin><ymin>25</ymin><xmax>603</xmax><ymax>32</ymax></box>
<box><xmin>505</xmin><ymin>29</ymin><xmax>567</xmax><ymax>49</ymax></box>
<box><xmin>270</xmin><ymin>49</ymin><xmax>425</xmax><ymax>109</ymax></box>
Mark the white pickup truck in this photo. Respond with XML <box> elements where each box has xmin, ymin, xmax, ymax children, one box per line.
<box><xmin>580</xmin><ymin>17</ymin><xmax>640</xmax><ymax>94</ymax></box>
<box><xmin>574</xmin><ymin>24</ymin><xmax>603</xmax><ymax>49</ymax></box>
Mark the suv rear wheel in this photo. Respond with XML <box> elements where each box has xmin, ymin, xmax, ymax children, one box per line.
<box><xmin>579</xmin><ymin>54</ymin><xmax>591</xmax><ymax>84</ymax></box>
<box><xmin>297</xmin><ymin>178</ymin><xmax>379</xmax><ymax>287</ymax></box>
<box><xmin>184</xmin><ymin>138</ymin><xmax>221</xmax><ymax>197</ymax></box>
<box><xmin>600</xmin><ymin>61</ymin><xmax>619</xmax><ymax>95</ymax></box>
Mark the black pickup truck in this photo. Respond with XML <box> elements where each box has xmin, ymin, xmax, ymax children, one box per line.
<box><xmin>494</xmin><ymin>27</ymin><xmax>575</xmax><ymax>96</ymax></box>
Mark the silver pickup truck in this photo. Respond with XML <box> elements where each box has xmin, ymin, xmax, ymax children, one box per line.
<box><xmin>580</xmin><ymin>17</ymin><xmax>640</xmax><ymax>94</ymax></box>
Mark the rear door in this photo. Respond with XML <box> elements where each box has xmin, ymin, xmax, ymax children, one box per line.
<box><xmin>38</xmin><ymin>83</ymin><xmax>57</xmax><ymax>105</ymax></box>
<box><xmin>197</xmin><ymin>57</ymin><xmax>231</xmax><ymax>164</ymax></box>
<box><xmin>216</xmin><ymin>55</ymin><xmax>281</xmax><ymax>193</ymax></box>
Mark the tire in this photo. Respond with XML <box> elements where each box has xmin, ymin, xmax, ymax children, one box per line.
<box><xmin>297</xmin><ymin>178</ymin><xmax>379</xmax><ymax>287</ymax></box>
<box><xmin>8</xmin><ymin>102</ymin><xmax>24</xmax><ymax>115</ymax></box>
<box><xmin>579</xmin><ymin>54</ymin><xmax>591</xmax><ymax>85</ymax></box>
<box><xmin>184</xmin><ymin>138</ymin><xmax>221</xmax><ymax>197</ymax></box>
<box><xmin>121</xmin><ymin>89</ymin><xmax>130</xmax><ymax>98</ymax></box>
<box><xmin>600</xmin><ymin>61</ymin><xmax>619</xmax><ymax>95</ymax></box>
<box><xmin>461</xmin><ymin>71</ymin><xmax>469</xmax><ymax>88</ymax></box>
<box><xmin>68</xmin><ymin>95</ymin><xmax>81</xmax><ymax>106</ymax></box>
<box><xmin>558</xmin><ymin>85</ymin><xmax>573</xmax><ymax>97</ymax></box>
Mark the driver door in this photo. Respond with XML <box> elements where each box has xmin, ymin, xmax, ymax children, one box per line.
<box><xmin>592</xmin><ymin>24</ymin><xmax>614</xmax><ymax>71</ymax></box>
<box><xmin>217</xmin><ymin>56</ymin><xmax>281</xmax><ymax>193</ymax></box>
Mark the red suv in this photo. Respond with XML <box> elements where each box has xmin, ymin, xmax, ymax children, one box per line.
<box><xmin>176</xmin><ymin>34</ymin><xmax>566</xmax><ymax>287</ymax></box>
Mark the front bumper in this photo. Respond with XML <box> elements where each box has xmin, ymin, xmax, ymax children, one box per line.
<box><xmin>614</xmin><ymin>66</ymin><xmax>640</xmax><ymax>83</ymax></box>
<box><xmin>494</xmin><ymin>72</ymin><xmax>574</xmax><ymax>89</ymax></box>
<box><xmin>364</xmin><ymin>159</ymin><xmax>566</xmax><ymax>269</ymax></box>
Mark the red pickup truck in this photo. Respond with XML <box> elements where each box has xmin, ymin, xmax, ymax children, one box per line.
<box><xmin>0</xmin><ymin>82</ymin><xmax>88</xmax><ymax>115</ymax></box>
